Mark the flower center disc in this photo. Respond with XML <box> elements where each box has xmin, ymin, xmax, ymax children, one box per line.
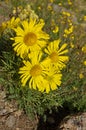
<box><xmin>30</xmin><ymin>64</ymin><xmax>42</xmax><ymax>77</ymax></box>
<box><xmin>24</xmin><ymin>32</ymin><xmax>37</xmax><ymax>46</ymax></box>
<box><xmin>50</xmin><ymin>52</ymin><xmax>58</xmax><ymax>62</ymax></box>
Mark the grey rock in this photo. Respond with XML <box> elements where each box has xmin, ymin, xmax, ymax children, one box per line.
<box><xmin>53</xmin><ymin>4</ymin><xmax>62</xmax><ymax>12</ymax></box>
<box><xmin>58</xmin><ymin>112</ymin><xmax>86</xmax><ymax>130</ymax></box>
<box><xmin>6</xmin><ymin>115</ymin><xmax>16</xmax><ymax>128</ymax></box>
<box><xmin>0</xmin><ymin>109</ymin><xmax>7</xmax><ymax>115</ymax></box>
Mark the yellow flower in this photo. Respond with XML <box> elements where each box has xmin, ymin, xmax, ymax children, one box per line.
<box><xmin>68</xmin><ymin>0</ymin><xmax>72</xmax><ymax>5</ymax></box>
<box><xmin>38</xmin><ymin>6</ymin><xmax>41</xmax><ymax>10</ymax></box>
<box><xmin>69</xmin><ymin>26</ymin><xmax>73</xmax><ymax>33</ymax></box>
<box><xmin>53</xmin><ymin>26</ymin><xmax>59</xmax><ymax>33</ymax></box>
<box><xmin>30</xmin><ymin>11</ymin><xmax>38</xmax><ymax>20</ymax></box>
<box><xmin>19</xmin><ymin>52</ymin><xmax>61</xmax><ymax>93</ymax></box>
<box><xmin>73</xmin><ymin>86</ymin><xmax>78</xmax><ymax>91</ymax></box>
<box><xmin>7</xmin><ymin>17</ymin><xmax>20</xmax><ymax>29</ymax></box>
<box><xmin>0</xmin><ymin>17</ymin><xmax>19</xmax><ymax>34</ymax></box>
<box><xmin>70</xmin><ymin>43</ymin><xmax>74</xmax><ymax>48</ymax></box>
<box><xmin>17</xmin><ymin>6</ymin><xmax>23</xmax><ymax>13</ymax></box>
<box><xmin>82</xmin><ymin>45</ymin><xmax>86</xmax><ymax>53</ymax></box>
<box><xmin>44</xmin><ymin>65</ymin><xmax>62</xmax><ymax>93</ymax></box>
<box><xmin>83</xmin><ymin>16</ymin><xmax>86</xmax><ymax>21</ymax></box>
<box><xmin>62</xmin><ymin>11</ymin><xmax>71</xmax><ymax>17</ymax></box>
<box><xmin>47</xmin><ymin>5</ymin><xmax>53</xmax><ymax>11</ymax></box>
<box><xmin>45</xmin><ymin>39</ymin><xmax>69</xmax><ymax>69</ymax></box>
<box><xmin>49</xmin><ymin>0</ymin><xmax>54</xmax><ymax>3</ymax></box>
<box><xmin>64</xmin><ymin>26</ymin><xmax>74</xmax><ymax>35</ymax></box>
<box><xmin>11</xmin><ymin>18</ymin><xmax>49</xmax><ymax>58</ymax></box>
<box><xmin>19</xmin><ymin>52</ymin><xmax>47</xmax><ymax>92</ymax></box>
<box><xmin>26</xmin><ymin>4</ymin><xmax>31</xmax><ymax>12</ymax></box>
<box><xmin>83</xmin><ymin>60</ymin><xmax>86</xmax><ymax>66</ymax></box>
<box><xmin>79</xmin><ymin>73</ymin><xmax>84</xmax><ymax>79</ymax></box>
<box><xmin>19</xmin><ymin>13</ymin><xmax>27</xmax><ymax>20</ymax></box>
<box><xmin>58</xmin><ymin>3</ymin><xmax>62</xmax><ymax>6</ymax></box>
<box><xmin>71</xmin><ymin>35</ymin><xmax>74</xmax><ymax>40</ymax></box>
<box><xmin>12</xmin><ymin>7</ymin><xmax>17</xmax><ymax>15</ymax></box>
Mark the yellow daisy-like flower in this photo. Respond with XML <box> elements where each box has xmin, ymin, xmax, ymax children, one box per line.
<box><xmin>19</xmin><ymin>52</ymin><xmax>49</xmax><ymax>92</ymax></box>
<box><xmin>12</xmin><ymin>18</ymin><xmax>49</xmax><ymax>58</ymax></box>
<box><xmin>43</xmin><ymin>65</ymin><xmax>62</xmax><ymax>93</ymax></box>
<box><xmin>19</xmin><ymin>52</ymin><xmax>62</xmax><ymax>93</ymax></box>
<box><xmin>0</xmin><ymin>17</ymin><xmax>20</xmax><ymax>35</ymax></box>
<box><xmin>7</xmin><ymin>17</ymin><xmax>20</xmax><ymax>29</ymax></box>
<box><xmin>45</xmin><ymin>39</ymin><xmax>69</xmax><ymax>69</ymax></box>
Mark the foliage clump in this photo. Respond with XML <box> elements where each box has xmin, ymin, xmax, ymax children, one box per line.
<box><xmin>0</xmin><ymin>0</ymin><xmax>86</xmax><ymax>120</ymax></box>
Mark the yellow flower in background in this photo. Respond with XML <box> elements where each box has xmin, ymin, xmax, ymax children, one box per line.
<box><xmin>49</xmin><ymin>0</ymin><xmax>54</xmax><ymax>3</ymax></box>
<box><xmin>64</xmin><ymin>25</ymin><xmax>74</xmax><ymax>37</ymax></box>
<box><xmin>26</xmin><ymin>4</ymin><xmax>31</xmax><ymax>12</ymax></box>
<box><xmin>53</xmin><ymin>26</ymin><xmax>59</xmax><ymax>33</ymax></box>
<box><xmin>11</xmin><ymin>18</ymin><xmax>49</xmax><ymax>58</ymax></box>
<box><xmin>7</xmin><ymin>17</ymin><xmax>20</xmax><ymax>29</ymax></box>
<box><xmin>16</xmin><ymin>6</ymin><xmax>23</xmax><ymax>14</ymax></box>
<box><xmin>73</xmin><ymin>86</ymin><xmax>78</xmax><ymax>91</ymax></box>
<box><xmin>82</xmin><ymin>45</ymin><xmax>86</xmax><ymax>53</ymax></box>
<box><xmin>58</xmin><ymin>3</ymin><xmax>62</xmax><ymax>6</ymax></box>
<box><xmin>18</xmin><ymin>4</ymin><xmax>38</xmax><ymax>20</ymax></box>
<box><xmin>0</xmin><ymin>17</ymin><xmax>20</xmax><ymax>34</ymax></box>
<box><xmin>68</xmin><ymin>0</ymin><xmax>72</xmax><ymax>5</ymax></box>
<box><xmin>70</xmin><ymin>42</ymin><xmax>74</xmax><ymax>48</ymax></box>
<box><xmin>83</xmin><ymin>16</ymin><xmax>86</xmax><ymax>21</ymax></box>
<box><xmin>71</xmin><ymin>35</ymin><xmax>74</xmax><ymax>40</ymax></box>
<box><xmin>19</xmin><ymin>52</ymin><xmax>61</xmax><ymax>93</ymax></box>
<box><xmin>83</xmin><ymin>61</ymin><xmax>86</xmax><ymax>66</ymax></box>
<box><xmin>64</xmin><ymin>26</ymin><xmax>74</xmax><ymax>35</ymax></box>
<box><xmin>47</xmin><ymin>4</ymin><xmax>53</xmax><ymax>11</ymax></box>
<box><xmin>69</xmin><ymin>26</ymin><xmax>73</xmax><ymax>32</ymax></box>
<box><xmin>12</xmin><ymin>7</ymin><xmax>17</xmax><ymax>15</ymax></box>
<box><xmin>62</xmin><ymin>11</ymin><xmax>71</xmax><ymax>17</ymax></box>
<box><xmin>79</xmin><ymin>73</ymin><xmax>84</xmax><ymax>79</ymax></box>
<box><xmin>30</xmin><ymin>10</ymin><xmax>38</xmax><ymax>20</ymax></box>
<box><xmin>38</xmin><ymin>6</ymin><xmax>41</xmax><ymax>10</ymax></box>
<box><xmin>45</xmin><ymin>39</ymin><xmax>69</xmax><ymax>69</ymax></box>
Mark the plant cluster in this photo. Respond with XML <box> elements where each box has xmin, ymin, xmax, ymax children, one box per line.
<box><xmin>0</xmin><ymin>0</ymin><xmax>86</xmax><ymax>120</ymax></box>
